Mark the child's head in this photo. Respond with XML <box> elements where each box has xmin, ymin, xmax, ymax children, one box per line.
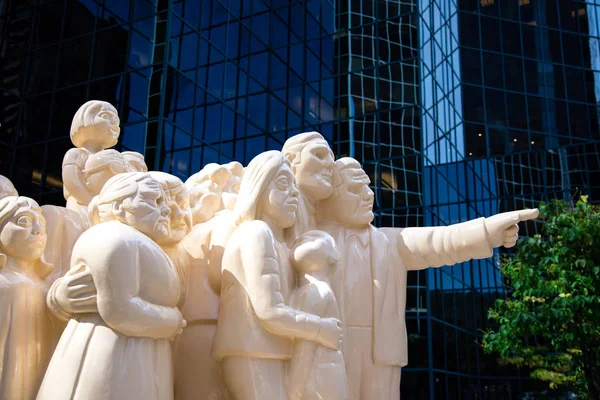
<box><xmin>84</xmin><ymin>149</ymin><xmax>127</xmax><ymax>196</ymax></box>
<box><xmin>291</xmin><ymin>230</ymin><xmax>339</xmax><ymax>274</ymax></box>
<box><xmin>122</xmin><ymin>151</ymin><xmax>148</xmax><ymax>173</ymax></box>
<box><xmin>70</xmin><ymin>100</ymin><xmax>120</xmax><ymax>151</ymax></box>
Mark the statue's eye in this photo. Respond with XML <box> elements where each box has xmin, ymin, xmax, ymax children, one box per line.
<box><xmin>17</xmin><ymin>215</ymin><xmax>32</xmax><ymax>227</ymax></box>
<box><xmin>275</xmin><ymin>177</ymin><xmax>289</xmax><ymax>190</ymax></box>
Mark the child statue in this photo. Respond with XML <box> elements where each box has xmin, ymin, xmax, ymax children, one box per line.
<box><xmin>0</xmin><ymin>196</ymin><xmax>57</xmax><ymax>400</ymax></box>
<box><xmin>287</xmin><ymin>230</ymin><xmax>349</xmax><ymax>400</ymax></box>
<box><xmin>62</xmin><ymin>100</ymin><xmax>121</xmax><ymax>212</ymax></box>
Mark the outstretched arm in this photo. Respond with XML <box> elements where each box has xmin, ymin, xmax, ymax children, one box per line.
<box><xmin>383</xmin><ymin>209</ymin><xmax>539</xmax><ymax>271</ymax></box>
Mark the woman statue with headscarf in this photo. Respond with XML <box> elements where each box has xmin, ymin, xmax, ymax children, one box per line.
<box><xmin>0</xmin><ymin>196</ymin><xmax>56</xmax><ymax>400</ymax></box>
<box><xmin>212</xmin><ymin>151</ymin><xmax>343</xmax><ymax>399</ymax></box>
<box><xmin>37</xmin><ymin>172</ymin><xmax>185</xmax><ymax>400</ymax></box>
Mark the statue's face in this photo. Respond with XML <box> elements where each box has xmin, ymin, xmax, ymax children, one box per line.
<box><xmin>189</xmin><ymin>168</ymin><xmax>230</xmax><ymax>224</ymax></box>
<box><xmin>93</xmin><ymin>103</ymin><xmax>120</xmax><ymax>143</ymax></box>
<box><xmin>259</xmin><ymin>164</ymin><xmax>299</xmax><ymax>229</ymax></box>
<box><xmin>165</xmin><ymin>185</ymin><xmax>192</xmax><ymax>243</ymax></box>
<box><xmin>292</xmin><ymin>142</ymin><xmax>335</xmax><ymax>202</ymax></box>
<box><xmin>190</xmin><ymin>180</ymin><xmax>222</xmax><ymax>224</ymax></box>
<box><xmin>331</xmin><ymin>168</ymin><xmax>374</xmax><ymax>228</ymax></box>
<box><xmin>0</xmin><ymin>206</ymin><xmax>47</xmax><ymax>261</ymax></box>
<box><xmin>123</xmin><ymin>180</ymin><xmax>171</xmax><ymax>243</ymax></box>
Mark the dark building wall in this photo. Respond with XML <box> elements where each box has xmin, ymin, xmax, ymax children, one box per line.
<box><xmin>416</xmin><ymin>1</ymin><xmax>600</xmax><ymax>398</ymax></box>
<box><xmin>0</xmin><ymin>0</ymin><xmax>337</xmax><ymax>205</ymax></box>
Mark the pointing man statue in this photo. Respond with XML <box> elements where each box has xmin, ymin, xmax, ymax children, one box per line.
<box><xmin>316</xmin><ymin>157</ymin><xmax>538</xmax><ymax>400</ymax></box>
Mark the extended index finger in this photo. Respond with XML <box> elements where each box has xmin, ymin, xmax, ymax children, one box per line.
<box><xmin>517</xmin><ymin>208</ymin><xmax>539</xmax><ymax>222</ymax></box>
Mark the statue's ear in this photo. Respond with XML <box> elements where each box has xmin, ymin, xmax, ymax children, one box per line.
<box><xmin>0</xmin><ymin>254</ymin><xmax>7</xmax><ymax>269</ymax></box>
<box><xmin>111</xmin><ymin>200</ymin><xmax>125</xmax><ymax>218</ymax></box>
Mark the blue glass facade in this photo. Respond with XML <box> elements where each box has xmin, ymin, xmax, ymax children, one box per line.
<box><xmin>2</xmin><ymin>0</ymin><xmax>600</xmax><ymax>399</ymax></box>
<box><xmin>0</xmin><ymin>0</ymin><xmax>337</xmax><ymax>205</ymax></box>
<box><xmin>336</xmin><ymin>0</ymin><xmax>600</xmax><ymax>398</ymax></box>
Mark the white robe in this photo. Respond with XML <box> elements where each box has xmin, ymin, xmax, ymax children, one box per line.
<box><xmin>37</xmin><ymin>221</ymin><xmax>181</xmax><ymax>400</ymax></box>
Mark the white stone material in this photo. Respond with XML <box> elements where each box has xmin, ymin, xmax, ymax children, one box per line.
<box><xmin>0</xmin><ymin>101</ymin><xmax>541</xmax><ymax>399</ymax></box>
<box><xmin>0</xmin><ymin>196</ymin><xmax>57</xmax><ymax>400</ymax></box>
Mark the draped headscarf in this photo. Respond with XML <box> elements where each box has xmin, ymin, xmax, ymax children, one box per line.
<box><xmin>88</xmin><ymin>172</ymin><xmax>159</xmax><ymax>225</ymax></box>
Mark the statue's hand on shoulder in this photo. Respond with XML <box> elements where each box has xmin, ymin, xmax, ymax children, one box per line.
<box><xmin>484</xmin><ymin>209</ymin><xmax>539</xmax><ymax>249</ymax></box>
<box><xmin>316</xmin><ymin>317</ymin><xmax>343</xmax><ymax>350</ymax></box>
<box><xmin>48</xmin><ymin>264</ymin><xmax>98</xmax><ymax>320</ymax></box>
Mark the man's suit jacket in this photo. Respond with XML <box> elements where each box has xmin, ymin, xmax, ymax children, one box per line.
<box><xmin>319</xmin><ymin>217</ymin><xmax>493</xmax><ymax>366</ymax></box>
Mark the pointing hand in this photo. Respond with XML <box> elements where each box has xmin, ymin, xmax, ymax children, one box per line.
<box><xmin>484</xmin><ymin>209</ymin><xmax>539</xmax><ymax>249</ymax></box>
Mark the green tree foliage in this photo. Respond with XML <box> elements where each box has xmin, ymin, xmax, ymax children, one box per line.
<box><xmin>482</xmin><ymin>197</ymin><xmax>600</xmax><ymax>399</ymax></box>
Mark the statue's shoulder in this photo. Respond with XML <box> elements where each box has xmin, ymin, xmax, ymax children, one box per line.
<box><xmin>76</xmin><ymin>221</ymin><xmax>138</xmax><ymax>250</ymax></box>
<box><xmin>229</xmin><ymin>220</ymin><xmax>275</xmax><ymax>253</ymax></box>
<box><xmin>236</xmin><ymin>220</ymin><xmax>271</xmax><ymax>237</ymax></box>
<box><xmin>62</xmin><ymin>147</ymin><xmax>89</xmax><ymax>165</ymax></box>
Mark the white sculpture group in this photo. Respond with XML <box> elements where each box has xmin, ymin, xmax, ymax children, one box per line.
<box><xmin>0</xmin><ymin>100</ymin><xmax>538</xmax><ymax>400</ymax></box>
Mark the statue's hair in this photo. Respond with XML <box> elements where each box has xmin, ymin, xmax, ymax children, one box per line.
<box><xmin>0</xmin><ymin>175</ymin><xmax>17</xmax><ymax>199</ymax></box>
<box><xmin>290</xmin><ymin>229</ymin><xmax>337</xmax><ymax>273</ymax></box>
<box><xmin>0</xmin><ymin>196</ymin><xmax>41</xmax><ymax>228</ymax></box>
<box><xmin>84</xmin><ymin>149</ymin><xmax>126</xmax><ymax>172</ymax></box>
<box><xmin>290</xmin><ymin>230</ymin><xmax>334</xmax><ymax>258</ymax></box>
<box><xmin>122</xmin><ymin>151</ymin><xmax>148</xmax><ymax>172</ymax></box>
<box><xmin>185</xmin><ymin>164</ymin><xmax>230</xmax><ymax>194</ymax></box>
<box><xmin>70</xmin><ymin>100</ymin><xmax>118</xmax><ymax>148</ymax></box>
<box><xmin>282</xmin><ymin>132</ymin><xmax>331</xmax><ymax>165</ymax></box>
<box><xmin>329</xmin><ymin>157</ymin><xmax>363</xmax><ymax>199</ymax></box>
<box><xmin>225</xmin><ymin>161</ymin><xmax>244</xmax><ymax>178</ymax></box>
<box><xmin>149</xmin><ymin>171</ymin><xmax>186</xmax><ymax>192</ymax></box>
<box><xmin>88</xmin><ymin>172</ymin><xmax>159</xmax><ymax>225</ymax></box>
<box><xmin>233</xmin><ymin>151</ymin><xmax>289</xmax><ymax>225</ymax></box>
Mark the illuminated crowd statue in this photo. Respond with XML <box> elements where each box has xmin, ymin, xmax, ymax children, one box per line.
<box><xmin>0</xmin><ymin>100</ymin><xmax>540</xmax><ymax>400</ymax></box>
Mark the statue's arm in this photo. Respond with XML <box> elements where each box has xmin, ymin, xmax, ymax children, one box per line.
<box><xmin>86</xmin><ymin>234</ymin><xmax>182</xmax><ymax>339</ymax></box>
<box><xmin>238</xmin><ymin>222</ymin><xmax>322</xmax><ymax>341</ymax></box>
<box><xmin>383</xmin><ymin>209</ymin><xmax>539</xmax><ymax>271</ymax></box>
<box><xmin>46</xmin><ymin>266</ymin><xmax>98</xmax><ymax>322</ymax></box>
<box><xmin>382</xmin><ymin>218</ymin><xmax>493</xmax><ymax>271</ymax></box>
<box><xmin>62</xmin><ymin>148</ymin><xmax>94</xmax><ymax>204</ymax></box>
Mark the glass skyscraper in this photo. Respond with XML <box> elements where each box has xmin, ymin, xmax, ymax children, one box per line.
<box><xmin>335</xmin><ymin>0</ymin><xmax>600</xmax><ymax>398</ymax></box>
<box><xmin>2</xmin><ymin>0</ymin><xmax>599</xmax><ymax>399</ymax></box>
<box><xmin>0</xmin><ymin>0</ymin><xmax>337</xmax><ymax>204</ymax></box>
